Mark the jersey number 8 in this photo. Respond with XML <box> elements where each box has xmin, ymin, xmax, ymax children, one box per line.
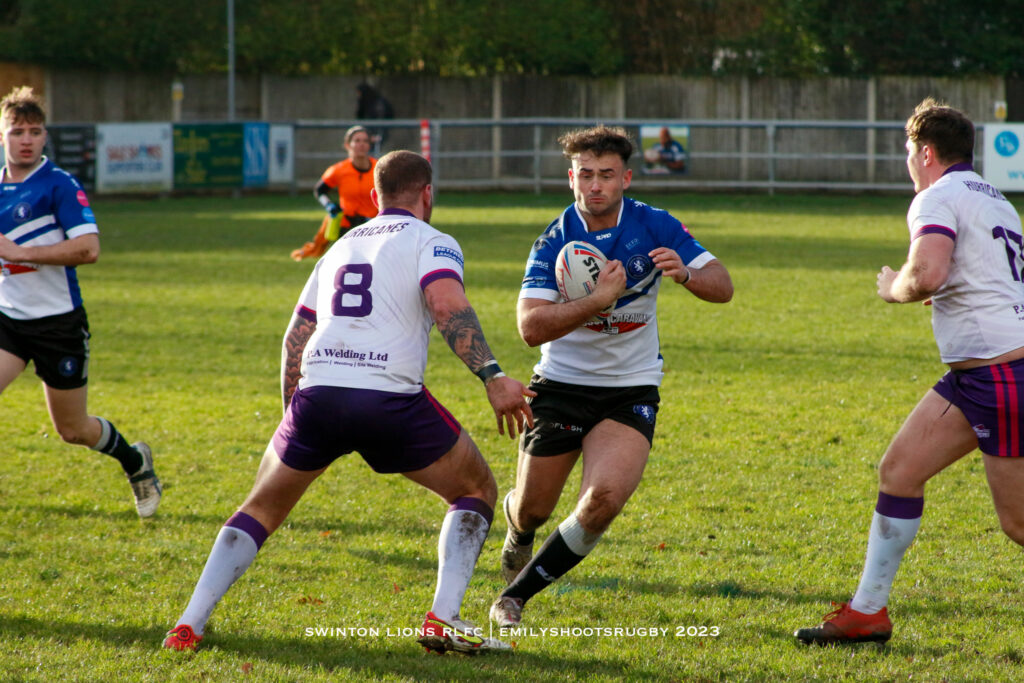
<box><xmin>332</xmin><ymin>263</ymin><xmax>373</xmax><ymax>317</ymax></box>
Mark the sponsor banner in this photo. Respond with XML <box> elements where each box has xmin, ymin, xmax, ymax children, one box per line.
<box><xmin>96</xmin><ymin>123</ymin><xmax>172</xmax><ymax>193</ymax></box>
<box><xmin>268</xmin><ymin>124</ymin><xmax>295</xmax><ymax>185</ymax></box>
<box><xmin>173</xmin><ymin>123</ymin><xmax>244</xmax><ymax>189</ymax></box>
<box><xmin>46</xmin><ymin>125</ymin><xmax>97</xmax><ymax>191</ymax></box>
<box><xmin>984</xmin><ymin>124</ymin><xmax>1024</xmax><ymax>192</ymax></box>
<box><xmin>243</xmin><ymin>122</ymin><xmax>269</xmax><ymax>188</ymax></box>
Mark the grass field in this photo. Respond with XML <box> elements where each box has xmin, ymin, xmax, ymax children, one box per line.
<box><xmin>2</xmin><ymin>190</ymin><xmax>1023</xmax><ymax>682</ymax></box>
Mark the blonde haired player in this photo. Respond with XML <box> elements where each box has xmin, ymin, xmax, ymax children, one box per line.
<box><xmin>0</xmin><ymin>86</ymin><xmax>159</xmax><ymax>516</ymax></box>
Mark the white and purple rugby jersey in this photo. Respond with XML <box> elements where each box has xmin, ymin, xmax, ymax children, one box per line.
<box><xmin>0</xmin><ymin>158</ymin><xmax>98</xmax><ymax>320</ymax></box>
<box><xmin>294</xmin><ymin>208</ymin><xmax>465</xmax><ymax>394</ymax></box>
<box><xmin>907</xmin><ymin>163</ymin><xmax>1024</xmax><ymax>362</ymax></box>
<box><xmin>520</xmin><ymin>198</ymin><xmax>715</xmax><ymax>387</ymax></box>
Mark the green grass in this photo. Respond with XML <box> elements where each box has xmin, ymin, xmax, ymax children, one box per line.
<box><xmin>2</xmin><ymin>191</ymin><xmax>1023</xmax><ymax>681</ymax></box>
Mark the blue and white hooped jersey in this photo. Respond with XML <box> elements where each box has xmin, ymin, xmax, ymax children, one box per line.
<box><xmin>520</xmin><ymin>197</ymin><xmax>714</xmax><ymax>387</ymax></box>
<box><xmin>0</xmin><ymin>158</ymin><xmax>98</xmax><ymax>320</ymax></box>
<box><xmin>907</xmin><ymin>163</ymin><xmax>1024</xmax><ymax>362</ymax></box>
<box><xmin>294</xmin><ymin>208</ymin><xmax>465</xmax><ymax>394</ymax></box>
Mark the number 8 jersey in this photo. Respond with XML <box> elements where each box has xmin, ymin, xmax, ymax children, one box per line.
<box><xmin>292</xmin><ymin>207</ymin><xmax>465</xmax><ymax>393</ymax></box>
<box><xmin>908</xmin><ymin>163</ymin><xmax>1024</xmax><ymax>362</ymax></box>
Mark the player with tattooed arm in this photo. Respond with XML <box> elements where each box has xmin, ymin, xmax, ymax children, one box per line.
<box><xmin>165</xmin><ymin>150</ymin><xmax>534</xmax><ymax>654</ymax></box>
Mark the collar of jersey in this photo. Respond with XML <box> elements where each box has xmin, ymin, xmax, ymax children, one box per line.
<box><xmin>942</xmin><ymin>162</ymin><xmax>974</xmax><ymax>176</ymax></box>
<box><xmin>380</xmin><ymin>208</ymin><xmax>415</xmax><ymax>217</ymax></box>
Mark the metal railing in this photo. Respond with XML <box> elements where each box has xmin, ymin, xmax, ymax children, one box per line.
<box><xmin>294</xmin><ymin>118</ymin><xmax>988</xmax><ymax>194</ymax></box>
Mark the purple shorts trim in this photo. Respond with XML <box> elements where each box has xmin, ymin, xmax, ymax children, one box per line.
<box><xmin>225</xmin><ymin>510</ymin><xmax>269</xmax><ymax>549</ymax></box>
<box><xmin>875</xmin><ymin>491</ymin><xmax>923</xmax><ymax>520</ymax></box>
<box><xmin>933</xmin><ymin>357</ymin><xmax>1024</xmax><ymax>457</ymax></box>
<box><xmin>449</xmin><ymin>496</ymin><xmax>494</xmax><ymax>526</ymax></box>
<box><xmin>272</xmin><ymin>385</ymin><xmax>462</xmax><ymax>473</ymax></box>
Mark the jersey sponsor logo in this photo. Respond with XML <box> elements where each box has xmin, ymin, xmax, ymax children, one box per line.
<box><xmin>583</xmin><ymin>311</ymin><xmax>651</xmax><ymax>334</ymax></box>
<box><xmin>594</xmin><ymin>232</ymin><xmax>611</xmax><ymax>240</ymax></box>
<box><xmin>1</xmin><ymin>263</ymin><xmax>38</xmax><ymax>275</ymax></box>
<box><xmin>521</xmin><ymin>275</ymin><xmax>548</xmax><ymax>288</ymax></box>
<box><xmin>76</xmin><ymin>190</ymin><xmax>90</xmax><ymax>207</ymax></box>
<box><xmin>633</xmin><ymin>404</ymin><xmax>656</xmax><ymax>424</ymax></box>
<box><xmin>584</xmin><ymin>319</ymin><xmax>648</xmax><ymax>334</ymax></box>
<box><xmin>528</xmin><ymin>258</ymin><xmax>551</xmax><ymax>271</ymax></box>
<box><xmin>12</xmin><ymin>202</ymin><xmax>31</xmax><ymax>222</ymax></box>
<box><xmin>626</xmin><ymin>254</ymin><xmax>653</xmax><ymax>279</ymax></box>
<box><xmin>433</xmin><ymin>245</ymin><xmax>464</xmax><ymax>267</ymax></box>
<box><xmin>553</xmin><ymin>421</ymin><xmax>584</xmax><ymax>433</ymax></box>
<box><xmin>973</xmin><ymin>424</ymin><xmax>991</xmax><ymax>439</ymax></box>
<box><xmin>82</xmin><ymin>208</ymin><xmax>96</xmax><ymax>223</ymax></box>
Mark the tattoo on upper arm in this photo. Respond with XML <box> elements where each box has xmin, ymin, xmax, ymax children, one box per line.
<box><xmin>439</xmin><ymin>306</ymin><xmax>494</xmax><ymax>371</ymax></box>
<box><xmin>281</xmin><ymin>316</ymin><xmax>316</xmax><ymax>409</ymax></box>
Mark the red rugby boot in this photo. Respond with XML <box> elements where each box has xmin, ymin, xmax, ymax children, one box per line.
<box><xmin>795</xmin><ymin>602</ymin><xmax>892</xmax><ymax>645</ymax></box>
<box><xmin>163</xmin><ymin>624</ymin><xmax>203</xmax><ymax>651</ymax></box>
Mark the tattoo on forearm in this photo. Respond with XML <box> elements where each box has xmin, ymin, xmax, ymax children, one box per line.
<box><xmin>439</xmin><ymin>306</ymin><xmax>494</xmax><ymax>371</ymax></box>
<box><xmin>281</xmin><ymin>316</ymin><xmax>316</xmax><ymax>410</ymax></box>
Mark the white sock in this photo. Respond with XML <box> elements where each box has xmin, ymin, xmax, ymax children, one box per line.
<box><xmin>557</xmin><ymin>512</ymin><xmax>603</xmax><ymax>556</ymax></box>
<box><xmin>177</xmin><ymin>523</ymin><xmax>262</xmax><ymax>634</ymax></box>
<box><xmin>430</xmin><ymin>500</ymin><xmax>491</xmax><ymax>622</ymax></box>
<box><xmin>849</xmin><ymin>507</ymin><xmax>922</xmax><ymax>615</ymax></box>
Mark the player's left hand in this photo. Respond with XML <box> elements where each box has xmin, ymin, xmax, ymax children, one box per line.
<box><xmin>650</xmin><ymin>247</ymin><xmax>689</xmax><ymax>284</ymax></box>
<box><xmin>485</xmin><ymin>376</ymin><xmax>536</xmax><ymax>439</ymax></box>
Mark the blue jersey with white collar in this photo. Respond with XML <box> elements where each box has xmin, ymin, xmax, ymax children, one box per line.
<box><xmin>519</xmin><ymin>197</ymin><xmax>714</xmax><ymax>387</ymax></box>
<box><xmin>0</xmin><ymin>158</ymin><xmax>98</xmax><ymax>320</ymax></box>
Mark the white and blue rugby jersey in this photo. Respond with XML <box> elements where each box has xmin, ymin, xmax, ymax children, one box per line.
<box><xmin>294</xmin><ymin>208</ymin><xmax>465</xmax><ymax>394</ymax></box>
<box><xmin>907</xmin><ymin>163</ymin><xmax>1024</xmax><ymax>362</ymax></box>
<box><xmin>520</xmin><ymin>198</ymin><xmax>715</xmax><ymax>387</ymax></box>
<box><xmin>0</xmin><ymin>158</ymin><xmax>99</xmax><ymax>320</ymax></box>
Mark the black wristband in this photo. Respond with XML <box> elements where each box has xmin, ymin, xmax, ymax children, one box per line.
<box><xmin>475</xmin><ymin>360</ymin><xmax>503</xmax><ymax>384</ymax></box>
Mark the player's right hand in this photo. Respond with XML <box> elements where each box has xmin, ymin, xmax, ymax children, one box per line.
<box><xmin>595</xmin><ymin>259</ymin><xmax>627</xmax><ymax>301</ymax></box>
<box><xmin>485</xmin><ymin>376</ymin><xmax>536</xmax><ymax>439</ymax></box>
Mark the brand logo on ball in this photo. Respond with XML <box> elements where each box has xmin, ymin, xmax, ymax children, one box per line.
<box><xmin>995</xmin><ymin>131</ymin><xmax>1020</xmax><ymax>158</ymax></box>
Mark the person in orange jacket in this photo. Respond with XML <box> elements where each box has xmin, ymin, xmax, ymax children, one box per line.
<box><xmin>291</xmin><ymin>125</ymin><xmax>378</xmax><ymax>261</ymax></box>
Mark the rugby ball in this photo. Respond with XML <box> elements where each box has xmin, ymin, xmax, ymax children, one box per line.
<box><xmin>554</xmin><ymin>240</ymin><xmax>615</xmax><ymax>321</ymax></box>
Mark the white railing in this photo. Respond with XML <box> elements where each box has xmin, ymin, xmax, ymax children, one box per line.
<box><xmin>294</xmin><ymin>117</ymin><xmax>987</xmax><ymax>194</ymax></box>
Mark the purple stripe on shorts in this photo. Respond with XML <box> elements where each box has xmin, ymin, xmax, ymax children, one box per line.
<box><xmin>449</xmin><ymin>496</ymin><xmax>494</xmax><ymax>526</ymax></box>
<box><xmin>914</xmin><ymin>225</ymin><xmax>956</xmax><ymax>242</ymax></box>
<box><xmin>225</xmin><ymin>510</ymin><xmax>269</xmax><ymax>550</ymax></box>
<box><xmin>875</xmin><ymin>491</ymin><xmax>923</xmax><ymax>520</ymax></box>
<box><xmin>295</xmin><ymin>304</ymin><xmax>316</xmax><ymax>322</ymax></box>
<box><xmin>420</xmin><ymin>269</ymin><xmax>462</xmax><ymax>290</ymax></box>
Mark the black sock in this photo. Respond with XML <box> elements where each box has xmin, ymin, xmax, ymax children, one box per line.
<box><xmin>93</xmin><ymin>418</ymin><xmax>143</xmax><ymax>474</ymax></box>
<box><xmin>510</xmin><ymin>527</ymin><xmax>535</xmax><ymax>546</ymax></box>
<box><xmin>502</xmin><ymin>529</ymin><xmax>585</xmax><ymax>603</ymax></box>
